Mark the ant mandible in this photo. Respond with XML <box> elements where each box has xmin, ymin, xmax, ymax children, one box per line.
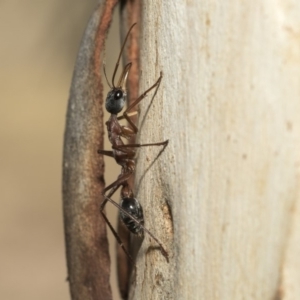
<box><xmin>98</xmin><ymin>23</ymin><xmax>169</xmax><ymax>263</ymax></box>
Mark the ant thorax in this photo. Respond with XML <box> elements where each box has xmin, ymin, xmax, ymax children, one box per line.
<box><xmin>105</xmin><ymin>114</ymin><xmax>123</xmax><ymax>147</ymax></box>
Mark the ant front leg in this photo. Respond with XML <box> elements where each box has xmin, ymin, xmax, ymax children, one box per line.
<box><xmin>120</xmin><ymin>72</ymin><xmax>163</xmax><ymax>133</ymax></box>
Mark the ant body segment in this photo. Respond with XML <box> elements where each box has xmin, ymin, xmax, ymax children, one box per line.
<box><xmin>98</xmin><ymin>23</ymin><xmax>169</xmax><ymax>263</ymax></box>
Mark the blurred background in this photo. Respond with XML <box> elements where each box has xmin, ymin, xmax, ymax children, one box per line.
<box><xmin>0</xmin><ymin>1</ymin><xmax>121</xmax><ymax>299</ymax></box>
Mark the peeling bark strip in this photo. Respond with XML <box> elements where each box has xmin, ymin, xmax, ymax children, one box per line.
<box><xmin>62</xmin><ymin>1</ymin><xmax>117</xmax><ymax>300</ymax></box>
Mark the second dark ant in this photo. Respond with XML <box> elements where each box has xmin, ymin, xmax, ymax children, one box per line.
<box><xmin>98</xmin><ymin>23</ymin><xmax>169</xmax><ymax>263</ymax></box>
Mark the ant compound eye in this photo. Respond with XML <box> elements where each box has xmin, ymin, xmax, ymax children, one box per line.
<box><xmin>114</xmin><ymin>90</ymin><xmax>123</xmax><ymax>100</ymax></box>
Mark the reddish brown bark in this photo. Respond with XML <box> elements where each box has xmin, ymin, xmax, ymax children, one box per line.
<box><xmin>63</xmin><ymin>1</ymin><xmax>118</xmax><ymax>299</ymax></box>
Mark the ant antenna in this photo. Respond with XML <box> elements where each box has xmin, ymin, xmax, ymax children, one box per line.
<box><xmin>117</xmin><ymin>62</ymin><xmax>132</xmax><ymax>89</ymax></box>
<box><xmin>112</xmin><ymin>23</ymin><xmax>137</xmax><ymax>88</ymax></box>
<box><xmin>103</xmin><ymin>62</ymin><xmax>112</xmax><ymax>88</ymax></box>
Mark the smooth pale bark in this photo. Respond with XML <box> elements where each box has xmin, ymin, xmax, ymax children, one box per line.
<box><xmin>127</xmin><ymin>1</ymin><xmax>300</xmax><ymax>299</ymax></box>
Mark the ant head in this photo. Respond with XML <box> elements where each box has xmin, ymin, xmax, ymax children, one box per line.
<box><xmin>105</xmin><ymin>87</ymin><xmax>126</xmax><ymax>114</ymax></box>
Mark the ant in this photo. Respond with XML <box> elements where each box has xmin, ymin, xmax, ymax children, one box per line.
<box><xmin>98</xmin><ymin>23</ymin><xmax>169</xmax><ymax>263</ymax></box>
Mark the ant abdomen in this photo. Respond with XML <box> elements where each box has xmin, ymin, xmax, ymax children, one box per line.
<box><xmin>120</xmin><ymin>197</ymin><xmax>144</xmax><ymax>235</ymax></box>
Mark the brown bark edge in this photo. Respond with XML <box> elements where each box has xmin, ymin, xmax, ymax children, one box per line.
<box><xmin>62</xmin><ymin>1</ymin><xmax>118</xmax><ymax>299</ymax></box>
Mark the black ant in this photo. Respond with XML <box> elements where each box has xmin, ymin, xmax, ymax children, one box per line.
<box><xmin>98</xmin><ymin>23</ymin><xmax>169</xmax><ymax>263</ymax></box>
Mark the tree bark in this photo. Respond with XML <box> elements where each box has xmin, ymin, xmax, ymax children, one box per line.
<box><xmin>62</xmin><ymin>1</ymin><xmax>117</xmax><ymax>299</ymax></box>
<box><xmin>126</xmin><ymin>1</ymin><xmax>300</xmax><ymax>299</ymax></box>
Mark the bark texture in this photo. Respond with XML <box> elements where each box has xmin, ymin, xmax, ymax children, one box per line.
<box><xmin>62</xmin><ymin>1</ymin><xmax>117</xmax><ymax>299</ymax></box>
<box><xmin>126</xmin><ymin>1</ymin><xmax>300</xmax><ymax>299</ymax></box>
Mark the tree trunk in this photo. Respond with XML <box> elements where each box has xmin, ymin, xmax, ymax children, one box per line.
<box><xmin>126</xmin><ymin>1</ymin><xmax>300</xmax><ymax>299</ymax></box>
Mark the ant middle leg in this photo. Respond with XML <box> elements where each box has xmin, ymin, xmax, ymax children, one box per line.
<box><xmin>113</xmin><ymin>140</ymin><xmax>168</xmax><ymax>150</ymax></box>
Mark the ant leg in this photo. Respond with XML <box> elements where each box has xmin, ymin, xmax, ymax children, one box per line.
<box><xmin>122</xmin><ymin>72</ymin><xmax>163</xmax><ymax>134</ymax></box>
<box><xmin>100</xmin><ymin>173</ymin><xmax>135</xmax><ymax>263</ymax></box>
<box><xmin>100</xmin><ymin>212</ymin><xmax>134</xmax><ymax>262</ymax></box>
<box><xmin>113</xmin><ymin>140</ymin><xmax>168</xmax><ymax>150</ymax></box>
<box><xmin>97</xmin><ymin>149</ymin><xmax>114</xmax><ymax>157</ymax></box>
<box><xmin>100</xmin><ymin>212</ymin><xmax>134</xmax><ymax>261</ymax></box>
<box><xmin>124</xmin><ymin>72</ymin><xmax>163</xmax><ymax>115</ymax></box>
<box><xmin>100</xmin><ymin>173</ymin><xmax>169</xmax><ymax>262</ymax></box>
<box><xmin>110</xmin><ymin>140</ymin><xmax>168</xmax><ymax>160</ymax></box>
<box><xmin>100</xmin><ymin>185</ymin><xmax>135</xmax><ymax>264</ymax></box>
<box><xmin>105</xmin><ymin>195</ymin><xmax>169</xmax><ymax>263</ymax></box>
<box><xmin>103</xmin><ymin>172</ymin><xmax>132</xmax><ymax>196</ymax></box>
<box><xmin>100</xmin><ymin>173</ymin><xmax>132</xmax><ymax>217</ymax></box>
<box><xmin>117</xmin><ymin>111</ymin><xmax>137</xmax><ymax>121</ymax></box>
